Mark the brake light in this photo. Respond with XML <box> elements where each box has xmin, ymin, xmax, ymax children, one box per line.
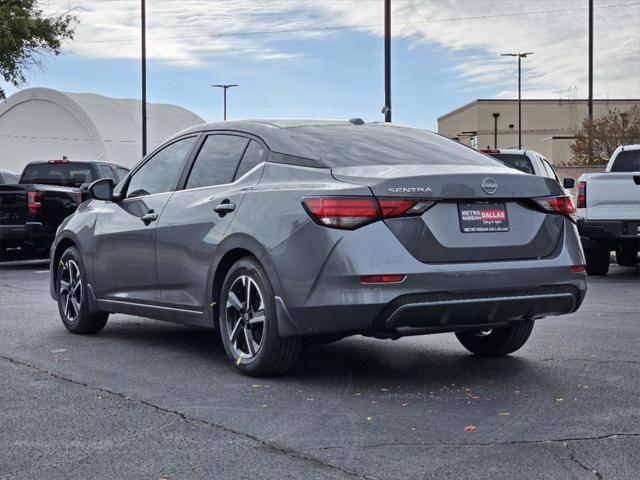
<box><xmin>48</xmin><ymin>159</ymin><xmax>69</xmax><ymax>164</ymax></box>
<box><xmin>534</xmin><ymin>195</ymin><xmax>577</xmax><ymax>222</ymax></box>
<box><xmin>302</xmin><ymin>197</ymin><xmax>434</xmax><ymax>229</ymax></box>
<box><xmin>480</xmin><ymin>149</ymin><xmax>500</xmax><ymax>154</ymax></box>
<box><xmin>577</xmin><ymin>181</ymin><xmax>586</xmax><ymax>208</ymax></box>
<box><xmin>361</xmin><ymin>274</ymin><xmax>406</xmax><ymax>284</ymax></box>
<box><xmin>27</xmin><ymin>191</ymin><xmax>42</xmax><ymax>215</ymax></box>
<box><xmin>76</xmin><ymin>191</ymin><xmax>84</xmax><ymax>205</ymax></box>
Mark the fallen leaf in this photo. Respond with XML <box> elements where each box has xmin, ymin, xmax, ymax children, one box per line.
<box><xmin>464</xmin><ymin>425</ymin><xmax>477</xmax><ymax>432</ymax></box>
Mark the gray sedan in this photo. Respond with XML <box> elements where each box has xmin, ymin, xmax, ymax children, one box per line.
<box><xmin>49</xmin><ymin>119</ymin><xmax>587</xmax><ymax>376</ymax></box>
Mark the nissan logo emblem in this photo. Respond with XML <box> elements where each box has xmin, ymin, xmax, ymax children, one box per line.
<box><xmin>481</xmin><ymin>177</ymin><xmax>498</xmax><ymax>195</ymax></box>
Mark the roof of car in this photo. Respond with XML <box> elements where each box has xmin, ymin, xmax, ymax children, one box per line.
<box><xmin>176</xmin><ymin>119</ymin><xmax>430</xmax><ymax>160</ymax></box>
<box><xmin>24</xmin><ymin>160</ymin><xmax>129</xmax><ymax>169</ymax></box>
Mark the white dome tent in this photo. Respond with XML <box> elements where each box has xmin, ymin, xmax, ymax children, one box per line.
<box><xmin>0</xmin><ymin>87</ymin><xmax>204</xmax><ymax>174</ymax></box>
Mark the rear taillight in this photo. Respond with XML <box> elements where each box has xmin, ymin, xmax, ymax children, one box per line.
<box><xmin>76</xmin><ymin>191</ymin><xmax>84</xmax><ymax>206</ymax></box>
<box><xmin>361</xmin><ymin>274</ymin><xmax>406</xmax><ymax>284</ymax></box>
<box><xmin>27</xmin><ymin>191</ymin><xmax>42</xmax><ymax>215</ymax></box>
<box><xmin>302</xmin><ymin>197</ymin><xmax>434</xmax><ymax>230</ymax></box>
<box><xmin>534</xmin><ymin>195</ymin><xmax>577</xmax><ymax>223</ymax></box>
<box><xmin>577</xmin><ymin>181</ymin><xmax>586</xmax><ymax>208</ymax></box>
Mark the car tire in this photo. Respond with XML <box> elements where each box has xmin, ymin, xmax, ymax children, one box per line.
<box><xmin>616</xmin><ymin>249</ymin><xmax>638</xmax><ymax>267</ymax></box>
<box><xmin>56</xmin><ymin>247</ymin><xmax>109</xmax><ymax>334</ymax></box>
<box><xmin>584</xmin><ymin>245</ymin><xmax>610</xmax><ymax>276</ymax></box>
<box><xmin>455</xmin><ymin>319</ymin><xmax>534</xmax><ymax>356</ymax></box>
<box><xmin>218</xmin><ymin>257</ymin><xmax>302</xmax><ymax>376</ymax></box>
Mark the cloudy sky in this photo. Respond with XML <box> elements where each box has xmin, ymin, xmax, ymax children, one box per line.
<box><xmin>4</xmin><ymin>0</ymin><xmax>640</xmax><ymax>129</ymax></box>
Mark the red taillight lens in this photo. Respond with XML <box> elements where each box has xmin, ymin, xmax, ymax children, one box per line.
<box><xmin>361</xmin><ymin>274</ymin><xmax>406</xmax><ymax>284</ymax></box>
<box><xmin>76</xmin><ymin>191</ymin><xmax>84</xmax><ymax>206</ymax></box>
<box><xmin>577</xmin><ymin>181</ymin><xmax>586</xmax><ymax>209</ymax></box>
<box><xmin>570</xmin><ymin>265</ymin><xmax>586</xmax><ymax>273</ymax></box>
<box><xmin>302</xmin><ymin>197</ymin><xmax>379</xmax><ymax>229</ymax></box>
<box><xmin>302</xmin><ymin>197</ymin><xmax>434</xmax><ymax>229</ymax></box>
<box><xmin>378</xmin><ymin>198</ymin><xmax>434</xmax><ymax>217</ymax></box>
<box><xmin>27</xmin><ymin>191</ymin><xmax>42</xmax><ymax>215</ymax></box>
<box><xmin>534</xmin><ymin>195</ymin><xmax>577</xmax><ymax>222</ymax></box>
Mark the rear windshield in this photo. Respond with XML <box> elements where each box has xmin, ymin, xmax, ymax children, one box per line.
<box><xmin>611</xmin><ymin>150</ymin><xmax>640</xmax><ymax>172</ymax></box>
<box><xmin>486</xmin><ymin>153</ymin><xmax>535</xmax><ymax>174</ymax></box>
<box><xmin>20</xmin><ymin>163</ymin><xmax>96</xmax><ymax>187</ymax></box>
<box><xmin>283</xmin><ymin>125</ymin><xmax>503</xmax><ymax>168</ymax></box>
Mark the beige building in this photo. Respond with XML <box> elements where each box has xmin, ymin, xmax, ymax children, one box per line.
<box><xmin>437</xmin><ymin>99</ymin><xmax>640</xmax><ymax>165</ymax></box>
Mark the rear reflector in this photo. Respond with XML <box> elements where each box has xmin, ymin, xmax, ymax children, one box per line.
<box><xmin>570</xmin><ymin>265</ymin><xmax>586</xmax><ymax>273</ymax></box>
<box><xmin>27</xmin><ymin>191</ymin><xmax>42</xmax><ymax>215</ymax></box>
<box><xmin>302</xmin><ymin>196</ymin><xmax>434</xmax><ymax>230</ymax></box>
<box><xmin>534</xmin><ymin>195</ymin><xmax>577</xmax><ymax>223</ymax></box>
<box><xmin>361</xmin><ymin>274</ymin><xmax>406</xmax><ymax>284</ymax></box>
<box><xmin>577</xmin><ymin>181</ymin><xmax>586</xmax><ymax>209</ymax></box>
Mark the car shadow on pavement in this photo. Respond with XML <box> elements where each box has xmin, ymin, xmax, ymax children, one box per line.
<box><xmin>0</xmin><ymin>259</ymin><xmax>49</xmax><ymax>269</ymax></box>
<box><xmin>96</xmin><ymin>317</ymin><xmax>535</xmax><ymax>388</ymax></box>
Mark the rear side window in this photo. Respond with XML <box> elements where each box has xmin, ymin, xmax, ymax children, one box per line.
<box><xmin>185</xmin><ymin>135</ymin><xmax>249</xmax><ymax>189</ymax></box>
<box><xmin>611</xmin><ymin>150</ymin><xmax>640</xmax><ymax>172</ymax></box>
<box><xmin>127</xmin><ymin>136</ymin><xmax>196</xmax><ymax>198</ymax></box>
<box><xmin>115</xmin><ymin>167</ymin><xmax>129</xmax><ymax>181</ymax></box>
<box><xmin>97</xmin><ymin>165</ymin><xmax>116</xmax><ymax>181</ymax></box>
<box><xmin>235</xmin><ymin>140</ymin><xmax>266</xmax><ymax>180</ymax></box>
<box><xmin>20</xmin><ymin>163</ymin><xmax>96</xmax><ymax>186</ymax></box>
<box><xmin>487</xmin><ymin>153</ymin><xmax>535</xmax><ymax>174</ymax></box>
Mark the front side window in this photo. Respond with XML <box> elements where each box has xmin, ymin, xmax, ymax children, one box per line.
<box><xmin>185</xmin><ymin>135</ymin><xmax>249</xmax><ymax>189</ymax></box>
<box><xmin>235</xmin><ymin>140</ymin><xmax>266</xmax><ymax>180</ymax></box>
<box><xmin>127</xmin><ymin>136</ymin><xmax>196</xmax><ymax>198</ymax></box>
<box><xmin>116</xmin><ymin>167</ymin><xmax>129</xmax><ymax>181</ymax></box>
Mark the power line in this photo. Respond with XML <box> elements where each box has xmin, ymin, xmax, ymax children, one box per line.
<box><xmin>72</xmin><ymin>3</ymin><xmax>638</xmax><ymax>44</ymax></box>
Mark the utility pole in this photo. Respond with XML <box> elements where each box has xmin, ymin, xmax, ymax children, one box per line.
<box><xmin>492</xmin><ymin>113</ymin><xmax>500</xmax><ymax>149</ymax></box>
<box><xmin>141</xmin><ymin>0</ymin><xmax>147</xmax><ymax>156</ymax></box>
<box><xmin>212</xmin><ymin>84</ymin><xmax>238</xmax><ymax>121</ymax></box>
<box><xmin>501</xmin><ymin>52</ymin><xmax>533</xmax><ymax>149</ymax></box>
<box><xmin>383</xmin><ymin>0</ymin><xmax>391</xmax><ymax>123</ymax></box>
<box><xmin>588</xmin><ymin>0</ymin><xmax>594</xmax><ymax>163</ymax></box>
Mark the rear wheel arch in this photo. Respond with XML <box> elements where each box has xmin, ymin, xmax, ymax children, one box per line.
<box><xmin>208</xmin><ymin>235</ymin><xmax>283</xmax><ymax>329</ymax></box>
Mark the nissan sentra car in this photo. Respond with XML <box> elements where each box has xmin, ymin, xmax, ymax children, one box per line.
<box><xmin>50</xmin><ymin>119</ymin><xmax>587</xmax><ymax>376</ymax></box>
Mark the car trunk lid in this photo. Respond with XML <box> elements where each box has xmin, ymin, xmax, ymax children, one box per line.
<box><xmin>331</xmin><ymin>164</ymin><xmax>567</xmax><ymax>263</ymax></box>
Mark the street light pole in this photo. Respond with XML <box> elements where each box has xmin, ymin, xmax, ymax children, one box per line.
<box><xmin>588</xmin><ymin>0</ymin><xmax>594</xmax><ymax>163</ymax></box>
<box><xmin>141</xmin><ymin>0</ymin><xmax>147</xmax><ymax>156</ymax></box>
<box><xmin>383</xmin><ymin>0</ymin><xmax>392</xmax><ymax>123</ymax></box>
<box><xmin>211</xmin><ymin>84</ymin><xmax>239</xmax><ymax>121</ymax></box>
<box><xmin>492</xmin><ymin>112</ymin><xmax>500</xmax><ymax>149</ymax></box>
<box><xmin>501</xmin><ymin>52</ymin><xmax>533</xmax><ymax>149</ymax></box>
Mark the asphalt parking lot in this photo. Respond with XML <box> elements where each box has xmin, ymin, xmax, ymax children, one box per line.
<box><xmin>0</xmin><ymin>261</ymin><xmax>638</xmax><ymax>480</ymax></box>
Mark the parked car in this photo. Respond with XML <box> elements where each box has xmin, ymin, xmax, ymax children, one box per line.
<box><xmin>50</xmin><ymin>120</ymin><xmax>587</xmax><ymax>376</ymax></box>
<box><xmin>481</xmin><ymin>148</ymin><xmax>575</xmax><ymax>190</ymax></box>
<box><xmin>0</xmin><ymin>159</ymin><xmax>129</xmax><ymax>259</ymax></box>
<box><xmin>0</xmin><ymin>170</ymin><xmax>20</xmax><ymax>184</ymax></box>
<box><xmin>577</xmin><ymin>145</ymin><xmax>640</xmax><ymax>275</ymax></box>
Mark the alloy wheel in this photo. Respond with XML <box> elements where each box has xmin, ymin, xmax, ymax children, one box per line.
<box><xmin>59</xmin><ymin>259</ymin><xmax>82</xmax><ymax>323</ymax></box>
<box><xmin>225</xmin><ymin>275</ymin><xmax>266</xmax><ymax>360</ymax></box>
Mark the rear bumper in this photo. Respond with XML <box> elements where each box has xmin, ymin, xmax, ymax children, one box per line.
<box><xmin>578</xmin><ymin>219</ymin><xmax>640</xmax><ymax>249</ymax></box>
<box><xmin>272</xmin><ymin>219</ymin><xmax>587</xmax><ymax>338</ymax></box>
<box><xmin>0</xmin><ymin>222</ymin><xmax>51</xmax><ymax>251</ymax></box>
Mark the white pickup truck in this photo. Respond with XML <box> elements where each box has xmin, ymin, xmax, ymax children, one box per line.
<box><xmin>577</xmin><ymin>144</ymin><xmax>640</xmax><ymax>275</ymax></box>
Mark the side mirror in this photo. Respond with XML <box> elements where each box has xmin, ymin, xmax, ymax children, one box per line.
<box><xmin>563</xmin><ymin>177</ymin><xmax>576</xmax><ymax>189</ymax></box>
<box><xmin>89</xmin><ymin>178</ymin><xmax>114</xmax><ymax>201</ymax></box>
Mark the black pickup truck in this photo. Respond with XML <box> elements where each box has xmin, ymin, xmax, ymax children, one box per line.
<box><xmin>0</xmin><ymin>160</ymin><xmax>129</xmax><ymax>259</ymax></box>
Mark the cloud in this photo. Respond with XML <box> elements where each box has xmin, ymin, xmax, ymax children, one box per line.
<box><xmin>44</xmin><ymin>0</ymin><xmax>640</xmax><ymax>98</ymax></box>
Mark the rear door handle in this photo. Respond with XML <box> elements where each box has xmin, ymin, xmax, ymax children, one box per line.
<box><xmin>141</xmin><ymin>210</ymin><xmax>158</xmax><ymax>224</ymax></box>
<box><xmin>214</xmin><ymin>202</ymin><xmax>236</xmax><ymax>215</ymax></box>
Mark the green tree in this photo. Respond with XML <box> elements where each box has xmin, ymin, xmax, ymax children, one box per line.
<box><xmin>0</xmin><ymin>0</ymin><xmax>77</xmax><ymax>100</ymax></box>
<box><xmin>571</xmin><ymin>106</ymin><xmax>640</xmax><ymax>165</ymax></box>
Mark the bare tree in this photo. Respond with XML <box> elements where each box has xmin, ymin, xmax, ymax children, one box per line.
<box><xmin>571</xmin><ymin>107</ymin><xmax>640</xmax><ymax>165</ymax></box>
